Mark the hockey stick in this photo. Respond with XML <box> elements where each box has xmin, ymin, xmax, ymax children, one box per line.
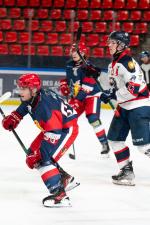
<box><xmin>68</xmin><ymin>27</ymin><xmax>82</xmax><ymax>160</ymax></box>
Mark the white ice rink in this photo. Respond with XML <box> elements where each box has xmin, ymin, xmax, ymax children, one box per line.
<box><xmin>1</xmin><ymin>106</ymin><xmax>150</xmax><ymax>225</ymax></box>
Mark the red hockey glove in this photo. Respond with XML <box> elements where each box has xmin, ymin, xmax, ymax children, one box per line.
<box><xmin>2</xmin><ymin>111</ymin><xmax>23</xmax><ymax>131</ymax></box>
<box><xmin>59</xmin><ymin>79</ymin><xmax>70</xmax><ymax>96</ymax></box>
<box><xmin>26</xmin><ymin>149</ymin><xmax>41</xmax><ymax>169</ymax></box>
<box><xmin>26</xmin><ymin>132</ymin><xmax>44</xmax><ymax>169</ymax></box>
<box><xmin>69</xmin><ymin>98</ymin><xmax>85</xmax><ymax>116</ymax></box>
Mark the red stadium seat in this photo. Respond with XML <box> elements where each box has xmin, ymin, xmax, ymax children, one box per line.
<box><xmin>40</xmin><ymin>21</ymin><xmax>53</xmax><ymax>32</ymax></box>
<box><xmin>55</xmin><ymin>21</ymin><xmax>67</xmax><ymax>32</ymax></box>
<box><xmin>130</xmin><ymin>35</ymin><xmax>139</xmax><ymax>46</ymax></box>
<box><xmin>23</xmin><ymin>9</ymin><xmax>35</xmax><ymax>18</ymax></box>
<box><xmin>90</xmin><ymin>0</ymin><xmax>101</xmax><ymax>8</ymax></box>
<box><xmin>29</xmin><ymin>0</ymin><xmax>40</xmax><ymax>7</ymax></box>
<box><xmin>90</xmin><ymin>10</ymin><xmax>101</xmax><ymax>20</ymax></box>
<box><xmin>0</xmin><ymin>19</ymin><xmax>11</xmax><ymax>30</ymax></box>
<box><xmin>5</xmin><ymin>31</ymin><xmax>17</xmax><ymax>42</ymax></box>
<box><xmin>53</xmin><ymin>0</ymin><xmax>64</xmax><ymax>8</ymax></box>
<box><xmin>99</xmin><ymin>35</ymin><xmax>109</xmax><ymax>46</ymax></box>
<box><xmin>63</xmin><ymin>10</ymin><xmax>75</xmax><ymax>20</ymax></box>
<box><xmin>0</xmin><ymin>0</ymin><xmax>2</xmax><ymax>5</ymax></box>
<box><xmin>0</xmin><ymin>8</ymin><xmax>7</xmax><ymax>18</ymax></box>
<box><xmin>101</xmin><ymin>0</ymin><xmax>113</xmax><ymax>8</ymax></box>
<box><xmin>65</xmin><ymin>0</ymin><xmax>76</xmax><ymax>8</ymax></box>
<box><xmin>134</xmin><ymin>23</ymin><xmax>148</xmax><ymax>34</ymax></box>
<box><xmin>19</xmin><ymin>32</ymin><xmax>29</xmax><ymax>43</ymax></box>
<box><xmin>143</xmin><ymin>11</ymin><xmax>150</xmax><ymax>21</ymax></box>
<box><xmin>51</xmin><ymin>46</ymin><xmax>63</xmax><ymax>56</ymax></box>
<box><xmin>126</xmin><ymin>0</ymin><xmax>137</xmax><ymax>9</ymax></box>
<box><xmin>86</xmin><ymin>34</ymin><xmax>99</xmax><ymax>47</ymax></box>
<box><xmin>130</xmin><ymin>11</ymin><xmax>141</xmax><ymax>21</ymax></box>
<box><xmin>9</xmin><ymin>8</ymin><xmax>21</xmax><ymax>18</ymax></box>
<box><xmin>50</xmin><ymin>9</ymin><xmax>61</xmax><ymax>20</ymax></box>
<box><xmin>82</xmin><ymin>22</ymin><xmax>93</xmax><ymax>32</ymax></box>
<box><xmin>108</xmin><ymin>22</ymin><xmax>121</xmax><ymax>32</ymax></box>
<box><xmin>117</xmin><ymin>10</ymin><xmax>129</xmax><ymax>21</ymax></box>
<box><xmin>105</xmin><ymin>48</ymin><xmax>111</xmax><ymax>58</ymax></box>
<box><xmin>60</xmin><ymin>33</ymin><xmax>72</xmax><ymax>45</ymax></box>
<box><xmin>37</xmin><ymin>45</ymin><xmax>50</xmax><ymax>56</ymax></box>
<box><xmin>32</xmin><ymin>32</ymin><xmax>45</xmax><ymax>43</ymax></box>
<box><xmin>41</xmin><ymin>0</ymin><xmax>52</xmax><ymax>7</ymax></box>
<box><xmin>37</xmin><ymin>9</ymin><xmax>49</xmax><ymax>19</ymax></box>
<box><xmin>77</xmin><ymin>0</ymin><xmax>89</xmax><ymax>8</ymax></box>
<box><xmin>68</xmin><ymin>21</ymin><xmax>79</xmax><ymax>32</ymax></box>
<box><xmin>0</xmin><ymin>31</ymin><xmax>3</xmax><ymax>41</ymax></box>
<box><xmin>95</xmin><ymin>22</ymin><xmax>107</xmax><ymax>33</ymax></box>
<box><xmin>122</xmin><ymin>22</ymin><xmax>134</xmax><ymax>33</ymax></box>
<box><xmin>46</xmin><ymin>33</ymin><xmax>58</xmax><ymax>44</ymax></box>
<box><xmin>9</xmin><ymin>44</ymin><xmax>22</xmax><ymax>55</ymax></box>
<box><xmin>92</xmin><ymin>47</ymin><xmax>104</xmax><ymax>57</ymax></box>
<box><xmin>16</xmin><ymin>0</ymin><xmax>27</xmax><ymax>7</ymax></box>
<box><xmin>0</xmin><ymin>44</ymin><xmax>8</xmax><ymax>54</ymax></box>
<box><xmin>138</xmin><ymin>0</ymin><xmax>149</xmax><ymax>9</ymax></box>
<box><xmin>23</xmin><ymin>45</ymin><xmax>35</xmax><ymax>55</ymax></box>
<box><xmin>30</xmin><ymin>20</ymin><xmax>39</xmax><ymax>31</ymax></box>
<box><xmin>77</xmin><ymin>10</ymin><xmax>88</xmax><ymax>20</ymax></box>
<box><xmin>13</xmin><ymin>20</ymin><xmax>25</xmax><ymax>30</ymax></box>
<box><xmin>113</xmin><ymin>0</ymin><xmax>125</xmax><ymax>9</ymax></box>
<box><xmin>3</xmin><ymin>0</ymin><xmax>15</xmax><ymax>6</ymax></box>
<box><xmin>103</xmin><ymin>10</ymin><xmax>114</xmax><ymax>21</ymax></box>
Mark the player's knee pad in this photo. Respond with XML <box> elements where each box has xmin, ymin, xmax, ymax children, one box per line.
<box><xmin>108</xmin><ymin>140</ymin><xmax>126</xmax><ymax>152</ymax></box>
<box><xmin>137</xmin><ymin>144</ymin><xmax>150</xmax><ymax>157</ymax></box>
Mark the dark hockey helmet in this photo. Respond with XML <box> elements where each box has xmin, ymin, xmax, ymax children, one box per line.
<box><xmin>17</xmin><ymin>73</ymin><xmax>41</xmax><ymax>91</ymax></box>
<box><xmin>108</xmin><ymin>31</ymin><xmax>130</xmax><ymax>47</ymax></box>
<box><xmin>139</xmin><ymin>51</ymin><xmax>150</xmax><ymax>59</ymax></box>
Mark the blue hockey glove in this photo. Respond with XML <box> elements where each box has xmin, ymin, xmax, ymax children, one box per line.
<box><xmin>100</xmin><ymin>89</ymin><xmax>116</xmax><ymax>104</ymax></box>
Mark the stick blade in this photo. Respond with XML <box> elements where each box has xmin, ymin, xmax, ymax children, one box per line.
<box><xmin>0</xmin><ymin>92</ymin><xmax>11</xmax><ymax>104</ymax></box>
<box><xmin>69</xmin><ymin>153</ymin><xmax>75</xmax><ymax>160</ymax></box>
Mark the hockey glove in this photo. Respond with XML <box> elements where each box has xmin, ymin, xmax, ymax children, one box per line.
<box><xmin>59</xmin><ymin>79</ymin><xmax>70</xmax><ymax>96</ymax></box>
<box><xmin>100</xmin><ymin>89</ymin><xmax>117</xmax><ymax>104</ymax></box>
<box><xmin>84</xmin><ymin>64</ymin><xmax>101</xmax><ymax>79</ymax></box>
<box><xmin>68</xmin><ymin>98</ymin><xmax>85</xmax><ymax>116</ymax></box>
<box><xmin>2</xmin><ymin>111</ymin><xmax>23</xmax><ymax>131</ymax></box>
<box><xmin>26</xmin><ymin>148</ymin><xmax>41</xmax><ymax>169</ymax></box>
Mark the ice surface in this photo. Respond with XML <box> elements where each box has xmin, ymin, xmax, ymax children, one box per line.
<box><xmin>0</xmin><ymin>106</ymin><xmax>150</xmax><ymax>225</ymax></box>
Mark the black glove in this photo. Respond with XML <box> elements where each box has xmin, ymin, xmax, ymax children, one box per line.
<box><xmin>100</xmin><ymin>89</ymin><xmax>116</xmax><ymax>104</ymax></box>
<box><xmin>84</xmin><ymin>64</ymin><xmax>101</xmax><ymax>79</ymax></box>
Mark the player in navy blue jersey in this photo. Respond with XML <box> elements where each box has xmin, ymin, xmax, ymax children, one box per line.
<box><xmin>100</xmin><ymin>31</ymin><xmax>150</xmax><ymax>186</ymax></box>
<box><xmin>60</xmin><ymin>42</ymin><xmax>110</xmax><ymax>157</ymax></box>
<box><xmin>2</xmin><ymin>73</ymin><xmax>79</xmax><ymax>207</ymax></box>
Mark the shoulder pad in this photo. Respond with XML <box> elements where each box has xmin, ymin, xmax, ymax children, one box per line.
<box><xmin>118</xmin><ymin>55</ymin><xmax>136</xmax><ymax>73</ymax></box>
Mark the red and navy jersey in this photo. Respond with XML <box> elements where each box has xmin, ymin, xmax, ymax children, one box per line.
<box><xmin>16</xmin><ymin>89</ymin><xmax>78</xmax><ymax>133</ymax></box>
<box><xmin>66</xmin><ymin>60</ymin><xmax>101</xmax><ymax>101</ymax></box>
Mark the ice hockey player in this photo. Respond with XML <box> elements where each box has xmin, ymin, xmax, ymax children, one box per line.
<box><xmin>2</xmin><ymin>73</ymin><xmax>79</xmax><ymax>207</ymax></box>
<box><xmin>139</xmin><ymin>50</ymin><xmax>150</xmax><ymax>90</ymax></box>
<box><xmin>59</xmin><ymin>42</ymin><xmax>110</xmax><ymax>156</ymax></box>
<box><xmin>100</xmin><ymin>31</ymin><xmax>150</xmax><ymax>186</ymax></box>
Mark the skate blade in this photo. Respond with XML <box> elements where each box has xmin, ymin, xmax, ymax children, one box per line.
<box><xmin>43</xmin><ymin>198</ymin><xmax>72</xmax><ymax>208</ymax></box>
<box><xmin>65</xmin><ymin>181</ymin><xmax>80</xmax><ymax>192</ymax></box>
<box><xmin>112</xmin><ymin>179</ymin><xmax>135</xmax><ymax>186</ymax></box>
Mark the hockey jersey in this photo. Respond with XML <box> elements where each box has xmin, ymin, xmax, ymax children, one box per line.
<box><xmin>66</xmin><ymin>60</ymin><xmax>101</xmax><ymax>101</ymax></box>
<box><xmin>108</xmin><ymin>50</ymin><xmax>150</xmax><ymax>110</ymax></box>
<box><xmin>16</xmin><ymin>89</ymin><xmax>78</xmax><ymax>133</ymax></box>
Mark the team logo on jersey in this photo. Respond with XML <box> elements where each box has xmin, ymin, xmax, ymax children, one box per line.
<box><xmin>34</xmin><ymin>120</ymin><xmax>44</xmax><ymax>131</ymax></box>
<box><xmin>128</xmin><ymin>61</ymin><xmax>135</xmax><ymax>69</ymax></box>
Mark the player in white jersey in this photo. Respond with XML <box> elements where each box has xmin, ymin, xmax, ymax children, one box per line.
<box><xmin>139</xmin><ymin>51</ymin><xmax>150</xmax><ymax>90</ymax></box>
<box><xmin>100</xmin><ymin>31</ymin><xmax>150</xmax><ymax>186</ymax></box>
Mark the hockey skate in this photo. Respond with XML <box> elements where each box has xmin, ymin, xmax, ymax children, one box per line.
<box><xmin>61</xmin><ymin>171</ymin><xmax>80</xmax><ymax>192</ymax></box>
<box><xmin>100</xmin><ymin>142</ymin><xmax>110</xmax><ymax>158</ymax></box>
<box><xmin>112</xmin><ymin>161</ymin><xmax>135</xmax><ymax>186</ymax></box>
<box><xmin>42</xmin><ymin>187</ymin><xmax>71</xmax><ymax>208</ymax></box>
